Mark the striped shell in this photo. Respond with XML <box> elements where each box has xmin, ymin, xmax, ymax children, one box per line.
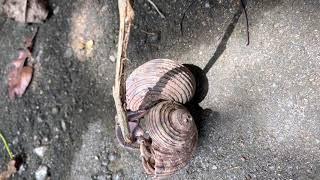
<box><xmin>142</xmin><ymin>101</ymin><xmax>198</xmax><ymax>176</ymax></box>
<box><xmin>126</xmin><ymin>59</ymin><xmax>196</xmax><ymax>111</ymax></box>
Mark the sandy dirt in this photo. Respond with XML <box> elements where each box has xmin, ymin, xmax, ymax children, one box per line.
<box><xmin>0</xmin><ymin>0</ymin><xmax>320</xmax><ymax>179</ymax></box>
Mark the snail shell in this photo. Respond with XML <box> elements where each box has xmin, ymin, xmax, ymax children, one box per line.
<box><xmin>126</xmin><ymin>59</ymin><xmax>196</xmax><ymax>111</ymax></box>
<box><xmin>142</xmin><ymin>101</ymin><xmax>198</xmax><ymax>176</ymax></box>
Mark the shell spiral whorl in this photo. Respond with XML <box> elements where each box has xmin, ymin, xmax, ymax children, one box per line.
<box><xmin>143</xmin><ymin>101</ymin><xmax>198</xmax><ymax>176</ymax></box>
<box><xmin>146</xmin><ymin>101</ymin><xmax>197</xmax><ymax>150</ymax></box>
<box><xmin>125</xmin><ymin>59</ymin><xmax>199</xmax><ymax>177</ymax></box>
<box><xmin>126</xmin><ymin>59</ymin><xmax>196</xmax><ymax>111</ymax></box>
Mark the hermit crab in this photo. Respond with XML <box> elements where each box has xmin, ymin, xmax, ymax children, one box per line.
<box><xmin>116</xmin><ymin>59</ymin><xmax>199</xmax><ymax>177</ymax></box>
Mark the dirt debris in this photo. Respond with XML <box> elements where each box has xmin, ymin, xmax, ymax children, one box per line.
<box><xmin>69</xmin><ymin>1</ymin><xmax>103</xmax><ymax>61</ymax></box>
<box><xmin>2</xmin><ymin>0</ymin><xmax>48</xmax><ymax>23</ymax></box>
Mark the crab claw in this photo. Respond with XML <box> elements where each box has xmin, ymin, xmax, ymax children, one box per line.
<box><xmin>115</xmin><ymin>110</ymin><xmax>148</xmax><ymax>150</ymax></box>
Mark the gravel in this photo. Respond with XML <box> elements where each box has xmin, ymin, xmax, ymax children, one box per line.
<box><xmin>109</xmin><ymin>55</ymin><xmax>115</xmax><ymax>62</ymax></box>
<box><xmin>35</xmin><ymin>165</ymin><xmax>49</xmax><ymax>180</ymax></box>
<box><xmin>33</xmin><ymin>146</ymin><xmax>48</xmax><ymax>158</ymax></box>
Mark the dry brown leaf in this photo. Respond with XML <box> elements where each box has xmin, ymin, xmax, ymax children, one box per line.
<box><xmin>7</xmin><ymin>50</ymin><xmax>33</xmax><ymax>100</ymax></box>
<box><xmin>3</xmin><ymin>0</ymin><xmax>48</xmax><ymax>23</ymax></box>
<box><xmin>0</xmin><ymin>160</ymin><xmax>17</xmax><ymax>180</ymax></box>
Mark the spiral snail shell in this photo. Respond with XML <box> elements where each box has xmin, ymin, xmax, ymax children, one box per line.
<box><xmin>126</xmin><ymin>59</ymin><xmax>196</xmax><ymax>111</ymax></box>
<box><xmin>121</xmin><ymin>59</ymin><xmax>199</xmax><ymax>177</ymax></box>
<box><xmin>140</xmin><ymin>101</ymin><xmax>198</xmax><ymax>176</ymax></box>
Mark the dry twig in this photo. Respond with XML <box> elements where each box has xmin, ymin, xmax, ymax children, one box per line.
<box><xmin>112</xmin><ymin>0</ymin><xmax>135</xmax><ymax>143</ymax></box>
<box><xmin>240</xmin><ymin>0</ymin><xmax>250</xmax><ymax>45</ymax></box>
<box><xmin>146</xmin><ymin>0</ymin><xmax>165</xmax><ymax>19</ymax></box>
<box><xmin>180</xmin><ymin>0</ymin><xmax>197</xmax><ymax>35</ymax></box>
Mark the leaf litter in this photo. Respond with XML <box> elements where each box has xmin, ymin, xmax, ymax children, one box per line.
<box><xmin>0</xmin><ymin>160</ymin><xmax>17</xmax><ymax>180</ymax></box>
<box><xmin>7</xmin><ymin>50</ymin><xmax>33</xmax><ymax>99</ymax></box>
<box><xmin>0</xmin><ymin>131</ymin><xmax>18</xmax><ymax>180</ymax></box>
<box><xmin>7</xmin><ymin>29</ymin><xmax>38</xmax><ymax>100</ymax></box>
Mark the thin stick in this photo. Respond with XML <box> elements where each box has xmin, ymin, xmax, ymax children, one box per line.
<box><xmin>147</xmin><ymin>0</ymin><xmax>165</xmax><ymax>19</ymax></box>
<box><xmin>0</xmin><ymin>131</ymin><xmax>14</xmax><ymax>160</ymax></box>
<box><xmin>180</xmin><ymin>0</ymin><xmax>197</xmax><ymax>36</ymax></box>
<box><xmin>240</xmin><ymin>0</ymin><xmax>250</xmax><ymax>46</ymax></box>
<box><xmin>141</xmin><ymin>29</ymin><xmax>156</xmax><ymax>35</ymax></box>
<box><xmin>113</xmin><ymin>0</ymin><xmax>135</xmax><ymax>143</ymax></box>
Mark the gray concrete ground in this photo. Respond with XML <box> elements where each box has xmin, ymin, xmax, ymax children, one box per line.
<box><xmin>0</xmin><ymin>0</ymin><xmax>320</xmax><ymax>179</ymax></box>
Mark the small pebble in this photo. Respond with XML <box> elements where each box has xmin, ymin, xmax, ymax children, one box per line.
<box><xmin>12</xmin><ymin>137</ymin><xmax>19</xmax><ymax>145</ymax></box>
<box><xmin>109</xmin><ymin>55</ymin><xmax>115</xmax><ymax>62</ymax></box>
<box><xmin>205</xmin><ymin>2</ymin><xmax>210</xmax><ymax>8</ymax></box>
<box><xmin>25</xmin><ymin>117</ymin><xmax>30</xmax><ymax>122</ymax></box>
<box><xmin>112</xmin><ymin>170</ymin><xmax>124</xmax><ymax>180</ymax></box>
<box><xmin>106</xmin><ymin>174</ymin><xmax>112</xmax><ymax>179</ymax></box>
<box><xmin>108</xmin><ymin>152</ymin><xmax>119</xmax><ymax>161</ymax></box>
<box><xmin>37</xmin><ymin>116</ymin><xmax>43</xmax><ymax>123</ymax></box>
<box><xmin>64</xmin><ymin>48</ymin><xmax>73</xmax><ymax>58</ymax></box>
<box><xmin>35</xmin><ymin>165</ymin><xmax>49</xmax><ymax>180</ymax></box>
<box><xmin>96</xmin><ymin>174</ymin><xmax>109</xmax><ymax>180</ymax></box>
<box><xmin>33</xmin><ymin>146</ymin><xmax>48</xmax><ymax>158</ymax></box>
<box><xmin>52</xmin><ymin>106</ymin><xmax>59</xmax><ymax>114</ymax></box>
<box><xmin>61</xmin><ymin>120</ymin><xmax>67</xmax><ymax>131</ymax></box>
<box><xmin>92</xmin><ymin>174</ymin><xmax>112</xmax><ymax>180</ymax></box>
<box><xmin>42</xmin><ymin>136</ymin><xmax>50</xmax><ymax>144</ymax></box>
<box><xmin>101</xmin><ymin>159</ymin><xmax>109</xmax><ymax>167</ymax></box>
<box><xmin>18</xmin><ymin>164</ymin><xmax>26</xmax><ymax>174</ymax></box>
<box><xmin>54</xmin><ymin>127</ymin><xmax>60</xmax><ymax>132</ymax></box>
<box><xmin>53</xmin><ymin>6</ymin><xmax>60</xmax><ymax>15</ymax></box>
